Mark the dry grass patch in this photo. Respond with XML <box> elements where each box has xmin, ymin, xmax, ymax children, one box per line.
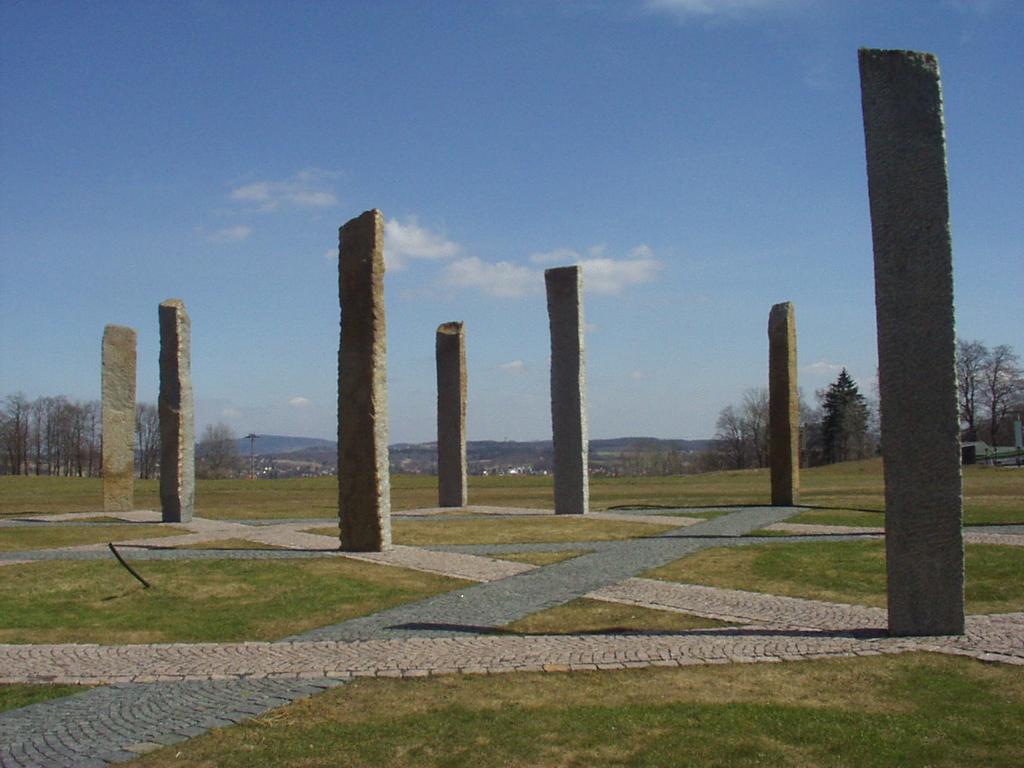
<box><xmin>494</xmin><ymin>550</ymin><xmax>590</xmax><ymax>566</ymax></box>
<box><xmin>648</xmin><ymin>540</ymin><xmax>1024</xmax><ymax>614</ymax></box>
<box><xmin>306</xmin><ymin>518</ymin><xmax>675</xmax><ymax>546</ymax></box>
<box><xmin>172</xmin><ymin>538</ymin><xmax>287</xmax><ymax>550</ymax></box>
<box><xmin>126</xmin><ymin>654</ymin><xmax>1024</xmax><ymax>768</ymax></box>
<box><xmin>0</xmin><ymin>524</ymin><xmax>185</xmax><ymax>551</ymax></box>
<box><xmin>0</xmin><ymin>558</ymin><xmax>470</xmax><ymax>644</ymax></box>
<box><xmin>502</xmin><ymin>598</ymin><xmax>731</xmax><ymax>634</ymax></box>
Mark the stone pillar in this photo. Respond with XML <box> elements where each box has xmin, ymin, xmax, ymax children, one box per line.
<box><xmin>545</xmin><ymin>266</ymin><xmax>589</xmax><ymax>515</ymax></box>
<box><xmin>102</xmin><ymin>325</ymin><xmax>137</xmax><ymax>512</ymax></box>
<box><xmin>768</xmin><ymin>302</ymin><xmax>799</xmax><ymax>506</ymax></box>
<box><xmin>338</xmin><ymin>209</ymin><xmax>391</xmax><ymax>551</ymax></box>
<box><xmin>436</xmin><ymin>322</ymin><xmax>467</xmax><ymax>508</ymax></box>
<box><xmin>159</xmin><ymin>299</ymin><xmax>195</xmax><ymax>523</ymax></box>
<box><xmin>859</xmin><ymin>48</ymin><xmax>964</xmax><ymax>636</ymax></box>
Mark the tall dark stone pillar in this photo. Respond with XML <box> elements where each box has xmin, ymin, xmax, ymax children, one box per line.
<box><xmin>768</xmin><ymin>302</ymin><xmax>799</xmax><ymax>506</ymax></box>
<box><xmin>859</xmin><ymin>48</ymin><xmax>964</xmax><ymax>636</ymax></box>
<box><xmin>545</xmin><ymin>266</ymin><xmax>589</xmax><ymax>515</ymax></box>
<box><xmin>436</xmin><ymin>322</ymin><xmax>467</xmax><ymax>508</ymax></box>
<box><xmin>159</xmin><ymin>300</ymin><xmax>194</xmax><ymax>523</ymax></box>
<box><xmin>338</xmin><ymin>209</ymin><xmax>392</xmax><ymax>551</ymax></box>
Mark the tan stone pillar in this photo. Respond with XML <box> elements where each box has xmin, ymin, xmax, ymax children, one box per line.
<box><xmin>102</xmin><ymin>325</ymin><xmax>136</xmax><ymax>512</ymax></box>
<box><xmin>859</xmin><ymin>48</ymin><xmax>964</xmax><ymax>636</ymax></box>
<box><xmin>768</xmin><ymin>302</ymin><xmax>799</xmax><ymax>506</ymax></box>
<box><xmin>338</xmin><ymin>209</ymin><xmax>392</xmax><ymax>551</ymax></box>
<box><xmin>545</xmin><ymin>265</ymin><xmax>589</xmax><ymax>515</ymax></box>
<box><xmin>436</xmin><ymin>322</ymin><xmax>467</xmax><ymax>508</ymax></box>
<box><xmin>159</xmin><ymin>299</ymin><xmax>195</xmax><ymax>523</ymax></box>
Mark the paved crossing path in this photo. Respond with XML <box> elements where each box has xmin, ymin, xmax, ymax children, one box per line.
<box><xmin>1</xmin><ymin>505</ymin><xmax>1022</xmax><ymax>767</ymax></box>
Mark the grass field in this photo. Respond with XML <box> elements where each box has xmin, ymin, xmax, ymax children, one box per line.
<box><xmin>0</xmin><ymin>558</ymin><xmax>469</xmax><ymax>644</ymax></box>
<box><xmin>307</xmin><ymin>517</ymin><xmax>676</xmax><ymax>546</ymax></box>
<box><xmin>648</xmin><ymin>541</ymin><xmax>1024</xmax><ymax>614</ymax></box>
<box><xmin>124</xmin><ymin>654</ymin><xmax>1024</xmax><ymax>768</ymax></box>
<box><xmin>1</xmin><ymin>459</ymin><xmax>1021</xmax><ymax>523</ymax></box>
<box><xmin>0</xmin><ymin>523</ymin><xmax>185</xmax><ymax>551</ymax></box>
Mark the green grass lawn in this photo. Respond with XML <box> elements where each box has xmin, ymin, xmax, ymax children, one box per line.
<box><xmin>307</xmin><ymin>518</ymin><xmax>677</xmax><ymax>546</ymax></box>
<box><xmin>494</xmin><ymin>550</ymin><xmax>591</xmax><ymax>566</ymax></box>
<box><xmin>3</xmin><ymin>460</ymin><xmax>1020</xmax><ymax>523</ymax></box>
<box><xmin>0</xmin><ymin>558</ymin><xmax>470</xmax><ymax>644</ymax></box>
<box><xmin>125</xmin><ymin>654</ymin><xmax>1024</xmax><ymax>768</ymax></box>
<box><xmin>0</xmin><ymin>684</ymin><xmax>89</xmax><ymax>713</ymax></box>
<box><xmin>648</xmin><ymin>540</ymin><xmax>1024</xmax><ymax>614</ymax></box>
<box><xmin>502</xmin><ymin>598</ymin><xmax>730</xmax><ymax>634</ymax></box>
<box><xmin>0</xmin><ymin>523</ymin><xmax>186</xmax><ymax>551</ymax></box>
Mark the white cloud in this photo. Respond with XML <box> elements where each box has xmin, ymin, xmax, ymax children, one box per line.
<box><xmin>229</xmin><ymin>169</ymin><xmax>339</xmax><ymax>211</ymax></box>
<box><xmin>208</xmin><ymin>225</ymin><xmax>252</xmax><ymax>243</ymax></box>
<box><xmin>384</xmin><ymin>217</ymin><xmax>461</xmax><ymax>270</ymax></box>
<box><xmin>499</xmin><ymin>360</ymin><xmax>527</xmax><ymax>374</ymax></box>
<box><xmin>577</xmin><ymin>252</ymin><xmax>661</xmax><ymax>295</ymax></box>
<box><xmin>803</xmin><ymin>361</ymin><xmax>844</xmax><ymax>377</ymax></box>
<box><xmin>645</xmin><ymin>0</ymin><xmax>798</xmax><ymax>21</ymax></box>
<box><xmin>221</xmin><ymin>408</ymin><xmax>242</xmax><ymax>419</ymax></box>
<box><xmin>629</xmin><ymin>370</ymin><xmax>647</xmax><ymax>381</ymax></box>
<box><xmin>288</xmin><ymin>396</ymin><xmax>312</xmax><ymax>408</ymax></box>
<box><xmin>441</xmin><ymin>256</ymin><xmax>541</xmax><ymax>298</ymax></box>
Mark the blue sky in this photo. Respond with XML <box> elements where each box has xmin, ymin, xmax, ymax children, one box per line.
<box><xmin>2</xmin><ymin>0</ymin><xmax>1021</xmax><ymax>443</ymax></box>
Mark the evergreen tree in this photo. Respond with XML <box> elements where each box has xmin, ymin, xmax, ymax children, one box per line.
<box><xmin>820</xmin><ymin>369</ymin><xmax>869</xmax><ymax>464</ymax></box>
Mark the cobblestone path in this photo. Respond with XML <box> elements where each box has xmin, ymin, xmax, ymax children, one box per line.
<box><xmin>1</xmin><ymin>505</ymin><xmax>1022</xmax><ymax>766</ymax></box>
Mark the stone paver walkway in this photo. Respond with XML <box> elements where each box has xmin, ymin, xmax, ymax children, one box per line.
<box><xmin>1</xmin><ymin>504</ymin><xmax>1022</xmax><ymax>767</ymax></box>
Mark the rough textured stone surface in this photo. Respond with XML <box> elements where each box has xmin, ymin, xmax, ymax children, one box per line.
<box><xmin>338</xmin><ymin>209</ymin><xmax>391</xmax><ymax>551</ymax></box>
<box><xmin>102</xmin><ymin>325</ymin><xmax>136</xmax><ymax>512</ymax></box>
<box><xmin>859</xmin><ymin>48</ymin><xmax>964</xmax><ymax>636</ymax></box>
<box><xmin>159</xmin><ymin>300</ymin><xmax>195</xmax><ymax>524</ymax></box>
<box><xmin>768</xmin><ymin>302</ymin><xmax>799</xmax><ymax>506</ymax></box>
<box><xmin>545</xmin><ymin>266</ymin><xmax>589</xmax><ymax>516</ymax></box>
<box><xmin>436</xmin><ymin>322</ymin><xmax>467</xmax><ymax>507</ymax></box>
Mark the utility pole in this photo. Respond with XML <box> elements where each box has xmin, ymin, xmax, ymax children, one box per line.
<box><xmin>244</xmin><ymin>433</ymin><xmax>260</xmax><ymax>479</ymax></box>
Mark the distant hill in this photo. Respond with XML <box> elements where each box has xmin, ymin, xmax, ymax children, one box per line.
<box><xmin>243</xmin><ymin>435</ymin><xmax>715</xmax><ymax>475</ymax></box>
<box><xmin>234</xmin><ymin>435</ymin><xmax>334</xmax><ymax>455</ymax></box>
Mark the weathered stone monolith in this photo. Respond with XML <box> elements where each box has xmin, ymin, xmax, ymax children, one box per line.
<box><xmin>338</xmin><ymin>209</ymin><xmax>391</xmax><ymax>551</ymax></box>
<box><xmin>436</xmin><ymin>322</ymin><xmax>467</xmax><ymax>508</ymax></box>
<box><xmin>768</xmin><ymin>302</ymin><xmax>799</xmax><ymax>506</ymax></box>
<box><xmin>102</xmin><ymin>325</ymin><xmax>136</xmax><ymax>512</ymax></box>
<box><xmin>859</xmin><ymin>48</ymin><xmax>964</xmax><ymax>636</ymax></box>
<box><xmin>545</xmin><ymin>266</ymin><xmax>589</xmax><ymax>515</ymax></box>
<box><xmin>159</xmin><ymin>299</ymin><xmax>195</xmax><ymax>523</ymax></box>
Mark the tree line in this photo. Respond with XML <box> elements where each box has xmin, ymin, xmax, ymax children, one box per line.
<box><xmin>1</xmin><ymin>393</ymin><xmax>239</xmax><ymax>479</ymax></box>
<box><xmin>703</xmin><ymin>368</ymin><xmax>877</xmax><ymax>472</ymax></box>
<box><xmin>956</xmin><ymin>340</ymin><xmax>1023</xmax><ymax>446</ymax></box>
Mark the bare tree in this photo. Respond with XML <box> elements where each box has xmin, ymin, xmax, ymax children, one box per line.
<box><xmin>1</xmin><ymin>394</ymin><xmax>31</xmax><ymax>475</ymax></box>
<box><xmin>741</xmin><ymin>387</ymin><xmax>769</xmax><ymax>469</ymax></box>
<box><xmin>135</xmin><ymin>403</ymin><xmax>160</xmax><ymax>479</ymax></box>
<box><xmin>196</xmin><ymin>423</ymin><xmax>241</xmax><ymax>479</ymax></box>
<box><xmin>957</xmin><ymin>338</ymin><xmax>988</xmax><ymax>441</ymax></box>
<box><xmin>715</xmin><ymin>404</ymin><xmax>747</xmax><ymax>470</ymax></box>
<box><xmin>983</xmin><ymin>345</ymin><xmax>1023</xmax><ymax>447</ymax></box>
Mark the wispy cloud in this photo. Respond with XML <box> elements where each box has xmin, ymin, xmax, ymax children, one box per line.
<box><xmin>803</xmin><ymin>360</ymin><xmax>844</xmax><ymax>377</ymax></box>
<box><xmin>645</xmin><ymin>0</ymin><xmax>800</xmax><ymax>21</ymax></box>
<box><xmin>229</xmin><ymin>169</ymin><xmax>339</xmax><ymax>212</ymax></box>
<box><xmin>499</xmin><ymin>360</ymin><xmax>527</xmax><ymax>374</ymax></box>
<box><xmin>208</xmin><ymin>225</ymin><xmax>252</xmax><ymax>243</ymax></box>
<box><xmin>441</xmin><ymin>256</ymin><xmax>540</xmax><ymax>298</ymax></box>
<box><xmin>288</xmin><ymin>396</ymin><xmax>312</xmax><ymax>408</ymax></box>
<box><xmin>385</xmin><ymin>217</ymin><xmax>461</xmax><ymax>270</ymax></box>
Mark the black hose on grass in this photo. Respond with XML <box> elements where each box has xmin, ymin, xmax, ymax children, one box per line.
<box><xmin>107</xmin><ymin>542</ymin><xmax>152</xmax><ymax>589</ymax></box>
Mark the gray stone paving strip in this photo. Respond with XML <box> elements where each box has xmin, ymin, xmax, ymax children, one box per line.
<box><xmin>1</xmin><ymin>613</ymin><xmax>1021</xmax><ymax>688</ymax></box>
<box><xmin>588</xmin><ymin>578</ymin><xmax>888</xmax><ymax>629</ymax></box>
<box><xmin>289</xmin><ymin>507</ymin><xmax>801</xmax><ymax>641</ymax></box>
<box><xmin>0</xmin><ymin>677</ymin><xmax>346</xmax><ymax>767</ymax></box>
